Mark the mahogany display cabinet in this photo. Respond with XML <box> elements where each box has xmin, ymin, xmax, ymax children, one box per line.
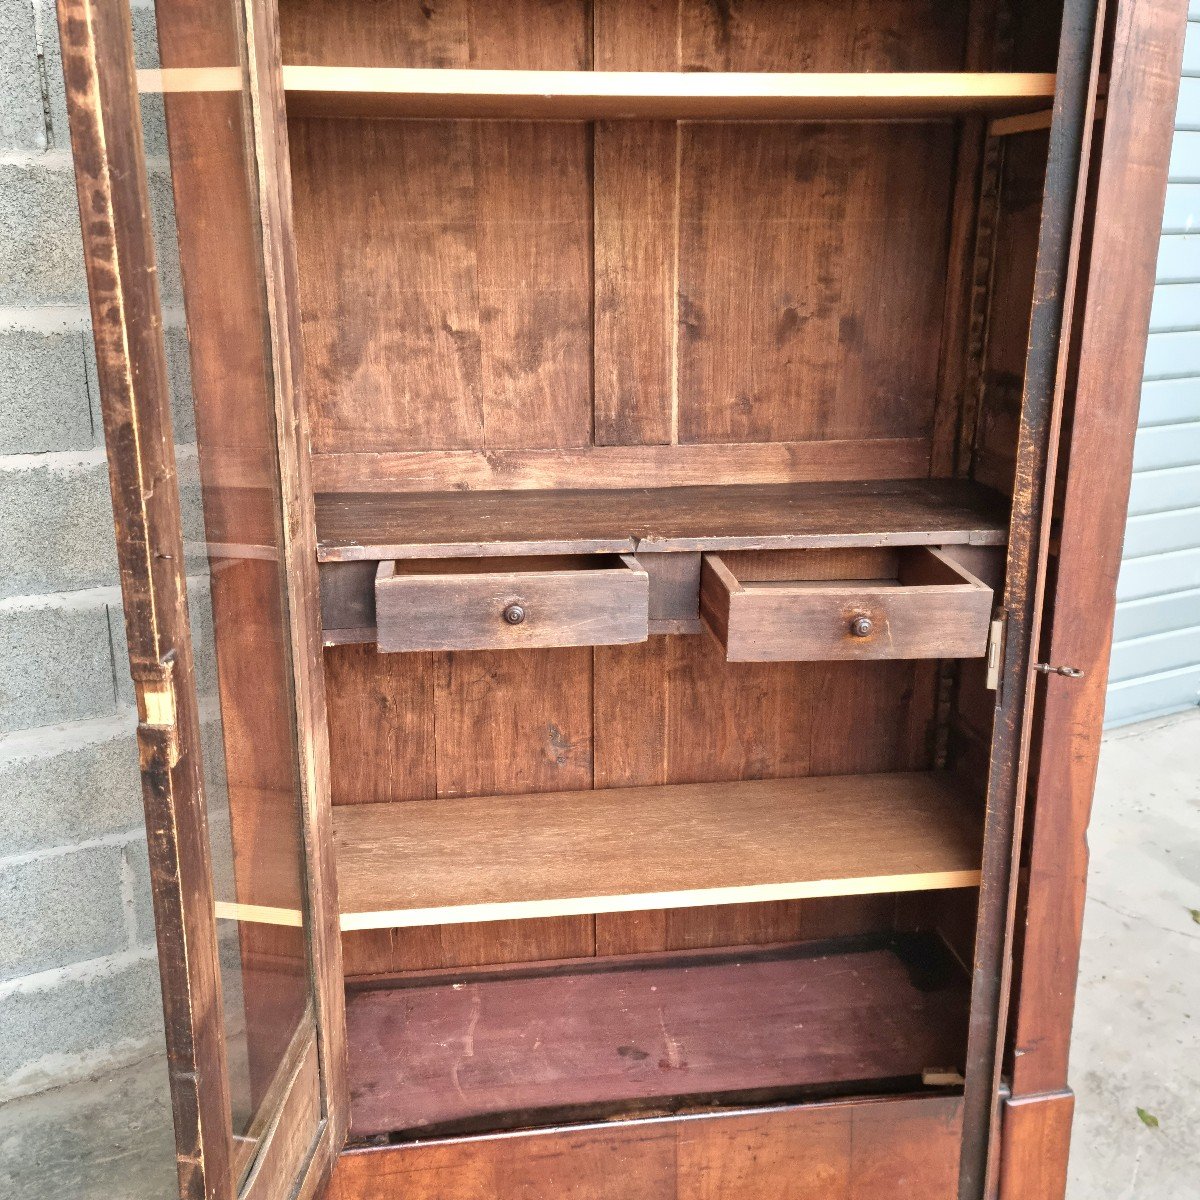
<box><xmin>58</xmin><ymin>0</ymin><xmax>1185</xmax><ymax>1197</ymax></box>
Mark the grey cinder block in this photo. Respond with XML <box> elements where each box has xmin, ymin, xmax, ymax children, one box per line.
<box><xmin>0</xmin><ymin>597</ymin><xmax>120</xmax><ymax>734</ymax></box>
<box><xmin>0</xmin><ymin>714</ymin><xmax>142</xmax><ymax>856</ymax></box>
<box><xmin>0</xmin><ymin>455</ymin><xmax>120</xmax><ymax>598</ymax></box>
<box><xmin>0</xmin><ymin>327</ymin><xmax>97</xmax><ymax>455</ymax></box>
<box><xmin>0</xmin><ymin>844</ymin><xmax>129</xmax><ymax>982</ymax></box>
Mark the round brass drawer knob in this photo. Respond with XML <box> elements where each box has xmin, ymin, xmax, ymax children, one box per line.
<box><xmin>503</xmin><ymin>603</ymin><xmax>526</xmax><ymax>626</ymax></box>
<box><xmin>849</xmin><ymin>615</ymin><xmax>874</xmax><ymax>638</ymax></box>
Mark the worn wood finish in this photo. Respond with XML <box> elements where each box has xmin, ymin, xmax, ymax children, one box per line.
<box><xmin>344</xmin><ymin>939</ymin><xmax>969</xmax><ymax>1137</ymax></box>
<box><xmin>959</xmin><ymin>0</ymin><xmax>1105</xmax><ymax>1195</ymax></box>
<box><xmin>997</xmin><ymin>1092</ymin><xmax>1074</xmax><ymax>1200</ymax></box>
<box><xmin>316</xmin><ymin>480</ymin><xmax>1010</xmax><ymax>561</ymax></box>
<box><xmin>701</xmin><ymin>548</ymin><xmax>993</xmax><ymax>662</ymax></box>
<box><xmin>675</xmin><ymin>121</ymin><xmax>955</xmax><ymax>448</ymax></box>
<box><xmin>56</xmin><ymin>2</ymin><xmax>236</xmax><ymax>1197</ymax></box>
<box><xmin>333</xmin><ymin>773</ymin><xmax>982</xmax><ymax>930</ymax></box>
<box><xmin>1006</xmin><ymin>0</ymin><xmax>1188</xmax><ymax>1119</ymax></box>
<box><xmin>240</xmin><ymin>1023</ymin><xmax>322</xmax><ymax>1200</ymax></box>
<box><xmin>374</xmin><ymin>555</ymin><xmax>648</xmax><ymax>653</ymax></box>
<box><xmin>290</xmin><ymin>115</ymin><xmax>592</xmax><ymax>458</ymax></box>
<box><xmin>327</xmin><ymin>1094</ymin><xmax>963</xmax><ymax>1200</ymax></box>
<box><xmin>242</xmin><ymin>0</ymin><xmax>350</xmax><ymax>1152</ymax></box>
<box><xmin>311</xmin><ymin>439</ymin><xmax>931</xmax><ymax>493</ymax></box>
<box><xmin>283</xmin><ymin>67</ymin><xmax>1057</xmax><ymax>121</ymax></box>
<box><xmin>149</xmin><ymin>0</ymin><xmax>318</xmax><ymax>1135</ymax></box>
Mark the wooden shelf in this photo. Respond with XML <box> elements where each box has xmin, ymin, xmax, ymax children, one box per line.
<box><xmin>315</xmin><ymin>479</ymin><xmax>1009</xmax><ymax>562</ymax></box>
<box><xmin>334</xmin><ymin>772</ymin><xmax>981</xmax><ymax>931</ymax></box>
<box><xmin>346</xmin><ymin>936</ymin><xmax>970</xmax><ymax>1137</ymax></box>
<box><xmin>283</xmin><ymin>66</ymin><xmax>1056</xmax><ymax>122</ymax></box>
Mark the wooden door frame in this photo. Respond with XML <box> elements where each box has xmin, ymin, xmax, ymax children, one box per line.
<box><xmin>997</xmin><ymin>0</ymin><xmax>1188</xmax><ymax>1197</ymax></box>
<box><xmin>57</xmin><ymin>0</ymin><xmax>346</xmax><ymax>1195</ymax></box>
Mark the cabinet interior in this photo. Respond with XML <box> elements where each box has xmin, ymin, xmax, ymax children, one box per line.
<box><xmin>249</xmin><ymin>0</ymin><xmax>1067</xmax><ymax>1145</ymax></box>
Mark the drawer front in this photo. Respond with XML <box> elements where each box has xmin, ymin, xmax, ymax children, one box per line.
<box><xmin>702</xmin><ymin>550</ymin><xmax>993</xmax><ymax>662</ymax></box>
<box><xmin>375</xmin><ymin>555</ymin><xmax>648</xmax><ymax>652</ymax></box>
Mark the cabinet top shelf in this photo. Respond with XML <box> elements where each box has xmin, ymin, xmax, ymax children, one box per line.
<box><xmin>315</xmin><ymin>479</ymin><xmax>1010</xmax><ymax>562</ymax></box>
<box><xmin>281</xmin><ymin>66</ymin><xmax>1057</xmax><ymax>121</ymax></box>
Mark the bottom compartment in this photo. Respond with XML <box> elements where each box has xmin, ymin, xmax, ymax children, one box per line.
<box><xmin>328</xmin><ymin>1092</ymin><xmax>964</xmax><ymax>1200</ymax></box>
<box><xmin>345</xmin><ymin>934</ymin><xmax>969</xmax><ymax>1140</ymax></box>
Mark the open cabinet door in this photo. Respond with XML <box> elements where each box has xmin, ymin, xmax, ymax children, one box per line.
<box><xmin>57</xmin><ymin>0</ymin><xmax>346</xmax><ymax>1197</ymax></box>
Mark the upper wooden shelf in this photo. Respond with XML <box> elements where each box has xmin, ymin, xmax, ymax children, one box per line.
<box><xmin>282</xmin><ymin>66</ymin><xmax>1056</xmax><ymax>122</ymax></box>
<box><xmin>315</xmin><ymin>479</ymin><xmax>1009</xmax><ymax>562</ymax></box>
<box><xmin>334</xmin><ymin>771</ymin><xmax>982</xmax><ymax>931</ymax></box>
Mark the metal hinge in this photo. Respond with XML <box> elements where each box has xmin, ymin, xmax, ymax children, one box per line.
<box><xmin>985</xmin><ymin>610</ymin><xmax>1007</xmax><ymax>692</ymax></box>
<box><xmin>1033</xmin><ymin>662</ymin><xmax>1085</xmax><ymax>679</ymax></box>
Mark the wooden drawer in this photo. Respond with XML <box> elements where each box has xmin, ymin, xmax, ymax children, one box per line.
<box><xmin>374</xmin><ymin>554</ymin><xmax>648</xmax><ymax>653</ymax></box>
<box><xmin>701</xmin><ymin>547</ymin><xmax>993</xmax><ymax>662</ymax></box>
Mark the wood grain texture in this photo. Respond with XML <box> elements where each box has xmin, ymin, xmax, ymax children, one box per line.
<box><xmin>333</xmin><ymin>773</ymin><xmax>982</xmax><ymax>929</ymax></box>
<box><xmin>675</xmin><ymin>123</ymin><xmax>955</xmax><ymax>446</ymax></box>
<box><xmin>374</xmin><ymin>555</ymin><xmax>648</xmax><ymax>653</ymax></box>
<box><xmin>344</xmin><ymin>940</ymin><xmax>969</xmax><ymax>1137</ymax></box>
<box><xmin>1008</xmin><ymin>0</ymin><xmax>1188</xmax><ymax>1108</ymax></box>
<box><xmin>701</xmin><ymin>548</ymin><xmax>993</xmax><ymax>662</ymax></box>
<box><xmin>315</xmin><ymin>480</ymin><xmax>1010</xmax><ymax>561</ymax></box>
<box><xmin>240</xmin><ymin>1025</ymin><xmax>322</xmax><ymax>1200</ymax></box>
<box><xmin>311</xmin><ymin>439</ymin><xmax>932</xmax><ymax>493</ymax></box>
<box><xmin>591</xmin><ymin>632</ymin><xmax>934</xmax><ymax>955</ymax></box>
<box><xmin>290</xmin><ymin>116</ymin><xmax>592</xmax><ymax>457</ymax></box>
<box><xmin>327</xmin><ymin>1094</ymin><xmax>963</xmax><ymax>1200</ymax></box>
<box><xmin>997</xmin><ymin>1092</ymin><xmax>1074</xmax><ymax>1200</ymax></box>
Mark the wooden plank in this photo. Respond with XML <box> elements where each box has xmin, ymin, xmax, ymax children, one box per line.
<box><xmin>997</xmin><ymin>1092</ymin><xmax>1074</xmax><ymax>1200</ymax></box>
<box><xmin>289</xmin><ymin>116</ymin><xmax>592</xmax><ymax>457</ymax></box>
<box><xmin>310</xmin><ymin>439</ymin><xmax>932</xmax><ymax>493</ymax></box>
<box><xmin>676</xmin><ymin>0</ymin><xmax>969</xmax><ymax>73</ymax></box>
<box><xmin>343</xmin><ymin>940</ymin><xmax>970</xmax><ymax>1137</ymax></box>
<box><xmin>323</xmin><ymin>644</ymin><xmax>436</xmax><ymax>807</ymax></box>
<box><xmin>315</xmin><ymin>480</ymin><xmax>1010</xmax><ymax>561</ymax></box>
<box><xmin>675</xmin><ymin>123</ymin><xmax>954</xmax><ymax>448</ymax></box>
<box><xmin>333</xmin><ymin>773</ymin><xmax>981</xmax><ymax>930</ymax></box>
<box><xmin>243</xmin><ymin>0</ymin><xmax>350</xmax><ymax>1149</ymax></box>
<box><xmin>592</xmin><ymin>2</ymin><xmax>680</xmax><ymax>445</ymax></box>
<box><xmin>240</xmin><ymin>1021</ymin><xmax>322</xmax><ymax>1200</ymax></box>
<box><xmin>282</xmin><ymin>67</ymin><xmax>1057</xmax><ymax>120</ymax></box>
<box><xmin>326</xmin><ymin>1095</ymin><xmax>963</xmax><ymax>1200</ymax></box>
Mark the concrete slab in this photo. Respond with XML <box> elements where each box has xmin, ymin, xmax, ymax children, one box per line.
<box><xmin>0</xmin><ymin>1054</ymin><xmax>176</xmax><ymax>1200</ymax></box>
<box><xmin>1068</xmin><ymin>708</ymin><xmax>1200</xmax><ymax>1199</ymax></box>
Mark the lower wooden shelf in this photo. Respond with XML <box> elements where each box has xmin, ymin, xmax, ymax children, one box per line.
<box><xmin>333</xmin><ymin>772</ymin><xmax>982</xmax><ymax>931</ymax></box>
<box><xmin>345</xmin><ymin>936</ymin><xmax>970</xmax><ymax>1138</ymax></box>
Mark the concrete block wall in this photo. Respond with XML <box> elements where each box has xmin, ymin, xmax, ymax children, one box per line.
<box><xmin>0</xmin><ymin>0</ymin><xmax>166</xmax><ymax>1103</ymax></box>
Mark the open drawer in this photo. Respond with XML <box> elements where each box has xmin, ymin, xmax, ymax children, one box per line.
<box><xmin>701</xmin><ymin>547</ymin><xmax>993</xmax><ymax>662</ymax></box>
<box><xmin>375</xmin><ymin>554</ymin><xmax>649</xmax><ymax>653</ymax></box>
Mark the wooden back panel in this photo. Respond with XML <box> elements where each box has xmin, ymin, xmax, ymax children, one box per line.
<box><xmin>283</xmin><ymin>0</ymin><xmax>975</xmax><ymax>488</ymax></box>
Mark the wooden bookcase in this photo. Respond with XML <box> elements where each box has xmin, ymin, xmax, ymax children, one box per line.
<box><xmin>57</xmin><ymin>0</ymin><xmax>1186</xmax><ymax>1198</ymax></box>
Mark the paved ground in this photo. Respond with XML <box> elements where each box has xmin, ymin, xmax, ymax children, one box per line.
<box><xmin>1067</xmin><ymin>708</ymin><xmax>1200</xmax><ymax>1199</ymax></box>
<box><xmin>1</xmin><ymin>710</ymin><xmax>1196</xmax><ymax>1198</ymax></box>
<box><xmin>0</xmin><ymin>1053</ymin><xmax>175</xmax><ymax>1199</ymax></box>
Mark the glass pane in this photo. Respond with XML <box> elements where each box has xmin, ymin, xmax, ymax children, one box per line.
<box><xmin>132</xmin><ymin>0</ymin><xmax>319</xmax><ymax>1182</ymax></box>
